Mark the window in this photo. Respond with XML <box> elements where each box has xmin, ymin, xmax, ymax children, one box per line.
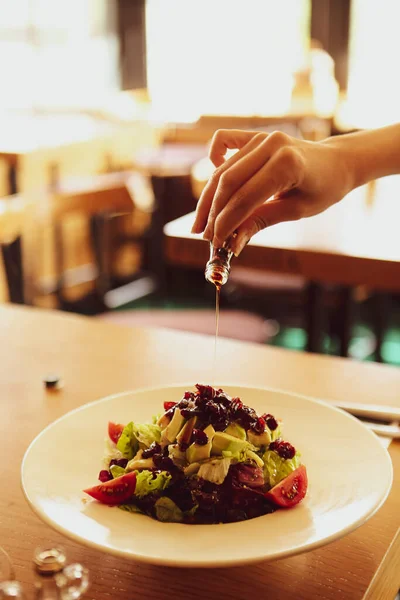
<box><xmin>343</xmin><ymin>0</ymin><xmax>400</xmax><ymax>128</ymax></box>
<box><xmin>145</xmin><ymin>0</ymin><xmax>311</xmax><ymax>121</ymax></box>
<box><xmin>0</xmin><ymin>0</ymin><xmax>120</xmax><ymax>111</ymax></box>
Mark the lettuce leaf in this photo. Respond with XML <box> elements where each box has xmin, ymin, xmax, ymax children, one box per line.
<box><xmin>102</xmin><ymin>437</ymin><xmax>124</xmax><ymax>468</ymax></box>
<box><xmin>262</xmin><ymin>449</ymin><xmax>301</xmax><ymax>487</ymax></box>
<box><xmin>135</xmin><ymin>470</ymin><xmax>172</xmax><ymax>498</ymax></box>
<box><xmin>132</xmin><ymin>423</ymin><xmax>161</xmax><ymax>448</ymax></box>
<box><xmin>110</xmin><ymin>464</ymin><xmax>126</xmax><ymax>479</ymax></box>
<box><xmin>270</xmin><ymin>424</ymin><xmax>282</xmax><ymax>441</ymax></box>
<box><xmin>116</xmin><ymin>421</ymin><xmax>161</xmax><ymax>459</ymax></box>
<box><xmin>154</xmin><ymin>497</ymin><xmax>183</xmax><ymax>523</ymax></box>
<box><xmin>198</xmin><ymin>457</ymin><xmax>231</xmax><ymax>485</ymax></box>
<box><xmin>116</xmin><ymin>422</ymin><xmax>138</xmax><ymax>459</ymax></box>
<box><xmin>118</xmin><ymin>503</ymin><xmax>143</xmax><ymax>514</ymax></box>
<box><xmin>184</xmin><ymin>504</ymin><xmax>198</xmax><ymax>518</ymax></box>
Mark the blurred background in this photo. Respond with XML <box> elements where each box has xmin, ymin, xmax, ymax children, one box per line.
<box><xmin>0</xmin><ymin>0</ymin><xmax>399</xmax><ymax>365</ymax></box>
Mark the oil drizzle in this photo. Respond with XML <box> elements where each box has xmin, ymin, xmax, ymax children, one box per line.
<box><xmin>212</xmin><ymin>284</ymin><xmax>220</xmax><ymax>385</ymax></box>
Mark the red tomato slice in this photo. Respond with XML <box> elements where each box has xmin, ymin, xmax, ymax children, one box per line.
<box><xmin>265</xmin><ymin>465</ymin><xmax>308</xmax><ymax>508</ymax></box>
<box><xmin>84</xmin><ymin>472</ymin><xmax>137</xmax><ymax>505</ymax></box>
<box><xmin>108</xmin><ymin>422</ymin><xmax>125</xmax><ymax>444</ymax></box>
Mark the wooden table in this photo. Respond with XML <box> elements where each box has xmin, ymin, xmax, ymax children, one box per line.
<box><xmin>0</xmin><ymin>111</ymin><xmax>158</xmax><ymax>194</ymax></box>
<box><xmin>2</xmin><ymin>305</ymin><xmax>399</xmax><ymax>599</ymax></box>
<box><xmin>165</xmin><ymin>175</ymin><xmax>400</xmax><ymax>356</ymax></box>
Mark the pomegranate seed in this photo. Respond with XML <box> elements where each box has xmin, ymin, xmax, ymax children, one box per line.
<box><xmin>181</xmin><ymin>407</ymin><xmax>201</xmax><ymax>419</ymax></box>
<box><xmin>269</xmin><ymin>439</ymin><xmax>296</xmax><ymax>459</ymax></box>
<box><xmin>195</xmin><ymin>384</ymin><xmax>215</xmax><ymax>399</ymax></box>
<box><xmin>262</xmin><ymin>413</ymin><xmax>279</xmax><ymax>431</ymax></box>
<box><xmin>164</xmin><ymin>407</ymin><xmax>175</xmax><ymax>421</ymax></box>
<box><xmin>231</xmin><ymin>397</ymin><xmax>243</xmax><ymax>411</ymax></box>
<box><xmin>252</xmin><ymin>416</ymin><xmax>266</xmax><ymax>435</ymax></box>
<box><xmin>98</xmin><ymin>470</ymin><xmax>112</xmax><ymax>482</ymax></box>
<box><xmin>269</xmin><ymin>439</ymin><xmax>282</xmax><ymax>452</ymax></box>
<box><xmin>277</xmin><ymin>442</ymin><xmax>296</xmax><ymax>459</ymax></box>
<box><xmin>109</xmin><ymin>458</ymin><xmax>128</xmax><ymax>468</ymax></box>
<box><xmin>213</xmin><ymin>418</ymin><xmax>229</xmax><ymax>431</ymax></box>
<box><xmin>153</xmin><ymin>454</ymin><xmax>175</xmax><ymax>471</ymax></box>
<box><xmin>142</xmin><ymin>442</ymin><xmax>161</xmax><ymax>459</ymax></box>
<box><xmin>164</xmin><ymin>401</ymin><xmax>177</xmax><ymax>411</ymax></box>
<box><xmin>191</xmin><ymin>429</ymin><xmax>209</xmax><ymax>446</ymax></box>
<box><xmin>183</xmin><ymin>391</ymin><xmax>192</xmax><ymax>399</ymax></box>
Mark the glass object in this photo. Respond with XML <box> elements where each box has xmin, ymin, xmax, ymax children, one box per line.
<box><xmin>0</xmin><ymin>581</ymin><xmax>26</xmax><ymax>599</ymax></box>
<box><xmin>55</xmin><ymin>564</ymin><xmax>89</xmax><ymax>600</ymax></box>
<box><xmin>205</xmin><ymin>241</ymin><xmax>234</xmax><ymax>288</ymax></box>
<box><xmin>0</xmin><ymin>545</ymin><xmax>88</xmax><ymax>600</ymax></box>
<box><xmin>0</xmin><ymin>547</ymin><xmax>14</xmax><ymax>582</ymax></box>
<box><xmin>33</xmin><ymin>547</ymin><xmax>67</xmax><ymax>600</ymax></box>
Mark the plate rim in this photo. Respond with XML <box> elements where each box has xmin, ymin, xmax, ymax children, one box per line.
<box><xmin>21</xmin><ymin>382</ymin><xmax>394</xmax><ymax>568</ymax></box>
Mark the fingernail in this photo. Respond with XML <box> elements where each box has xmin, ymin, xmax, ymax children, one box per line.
<box><xmin>232</xmin><ymin>234</ymin><xmax>250</xmax><ymax>257</ymax></box>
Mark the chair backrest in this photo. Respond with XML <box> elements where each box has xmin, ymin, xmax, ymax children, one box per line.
<box><xmin>41</xmin><ymin>172</ymin><xmax>137</xmax><ymax>222</ymax></box>
<box><xmin>0</xmin><ymin>194</ymin><xmax>26</xmax><ymax>244</ymax></box>
<box><xmin>40</xmin><ymin>174</ymin><xmax>141</xmax><ymax>304</ymax></box>
<box><xmin>0</xmin><ymin>195</ymin><xmax>29</xmax><ymax>303</ymax></box>
<box><xmin>0</xmin><ymin>173</ymin><xmax>152</xmax><ymax>305</ymax></box>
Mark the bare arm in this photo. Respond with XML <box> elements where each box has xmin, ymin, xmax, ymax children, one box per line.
<box><xmin>326</xmin><ymin>123</ymin><xmax>400</xmax><ymax>188</ymax></box>
<box><xmin>192</xmin><ymin>124</ymin><xmax>400</xmax><ymax>255</ymax></box>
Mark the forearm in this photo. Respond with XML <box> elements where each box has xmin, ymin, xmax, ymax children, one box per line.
<box><xmin>324</xmin><ymin>123</ymin><xmax>400</xmax><ymax>190</ymax></box>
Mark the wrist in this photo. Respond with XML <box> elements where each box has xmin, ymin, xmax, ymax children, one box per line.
<box><xmin>322</xmin><ymin>136</ymin><xmax>358</xmax><ymax>195</ymax></box>
<box><xmin>323</xmin><ymin>124</ymin><xmax>400</xmax><ymax>191</ymax></box>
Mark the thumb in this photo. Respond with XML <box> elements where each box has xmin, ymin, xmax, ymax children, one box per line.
<box><xmin>230</xmin><ymin>195</ymin><xmax>307</xmax><ymax>256</ymax></box>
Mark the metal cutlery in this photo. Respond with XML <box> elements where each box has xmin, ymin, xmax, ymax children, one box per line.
<box><xmin>329</xmin><ymin>401</ymin><xmax>400</xmax><ymax>439</ymax></box>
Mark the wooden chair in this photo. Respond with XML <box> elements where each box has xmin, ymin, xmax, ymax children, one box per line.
<box><xmin>0</xmin><ymin>173</ymin><xmax>150</xmax><ymax>307</ymax></box>
<box><xmin>0</xmin><ymin>194</ymin><xmax>31</xmax><ymax>303</ymax></box>
<box><xmin>39</xmin><ymin>172</ymin><xmax>153</xmax><ymax>311</ymax></box>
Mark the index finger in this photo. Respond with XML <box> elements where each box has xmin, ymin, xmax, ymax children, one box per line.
<box><xmin>209</xmin><ymin>129</ymin><xmax>259</xmax><ymax>167</ymax></box>
<box><xmin>192</xmin><ymin>132</ymin><xmax>265</xmax><ymax>234</ymax></box>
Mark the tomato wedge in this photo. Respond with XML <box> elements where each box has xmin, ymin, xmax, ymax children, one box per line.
<box><xmin>265</xmin><ymin>465</ymin><xmax>308</xmax><ymax>508</ymax></box>
<box><xmin>108</xmin><ymin>422</ymin><xmax>125</xmax><ymax>444</ymax></box>
<box><xmin>84</xmin><ymin>472</ymin><xmax>137</xmax><ymax>505</ymax></box>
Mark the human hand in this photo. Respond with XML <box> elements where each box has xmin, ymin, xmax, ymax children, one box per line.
<box><xmin>192</xmin><ymin>129</ymin><xmax>353</xmax><ymax>255</ymax></box>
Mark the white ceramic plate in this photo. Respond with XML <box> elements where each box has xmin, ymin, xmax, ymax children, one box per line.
<box><xmin>21</xmin><ymin>385</ymin><xmax>393</xmax><ymax>568</ymax></box>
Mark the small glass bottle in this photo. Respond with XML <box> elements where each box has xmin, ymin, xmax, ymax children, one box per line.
<box><xmin>33</xmin><ymin>547</ymin><xmax>67</xmax><ymax>600</ymax></box>
<box><xmin>55</xmin><ymin>563</ymin><xmax>89</xmax><ymax>600</ymax></box>
<box><xmin>204</xmin><ymin>236</ymin><xmax>236</xmax><ymax>288</ymax></box>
